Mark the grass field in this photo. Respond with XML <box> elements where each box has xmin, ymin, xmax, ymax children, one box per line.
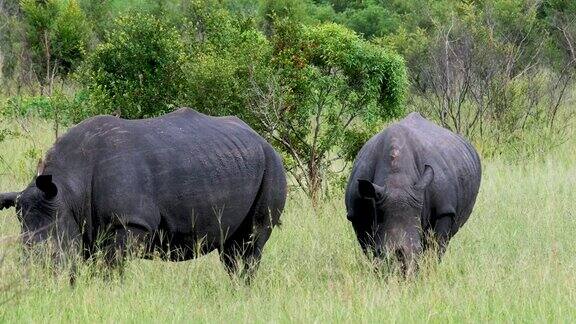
<box><xmin>0</xmin><ymin>119</ymin><xmax>575</xmax><ymax>322</ymax></box>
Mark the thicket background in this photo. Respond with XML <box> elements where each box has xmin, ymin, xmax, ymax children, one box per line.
<box><xmin>1</xmin><ymin>0</ymin><xmax>574</xmax><ymax>201</ymax></box>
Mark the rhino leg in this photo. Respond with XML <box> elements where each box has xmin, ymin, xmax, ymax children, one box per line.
<box><xmin>105</xmin><ymin>225</ymin><xmax>150</xmax><ymax>275</ymax></box>
<box><xmin>219</xmin><ymin>189</ymin><xmax>281</xmax><ymax>282</ymax></box>
<box><xmin>432</xmin><ymin>214</ymin><xmax>455</xmax><ymax>259</ymax></box>
<box><xmin>220</xmin><ymin>149</ymin><xmax>285</xmax><ymax>283</ymax></box>
<box><xmin>219</xmin><ymin>223</ymin><xmax>272</xmax><ymax>283</ymax></box>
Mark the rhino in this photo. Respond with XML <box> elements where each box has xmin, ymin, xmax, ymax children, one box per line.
<box><xmin>0</xmin><ymin>108</ymin><xmax>287</xmax><ymax>280</ymax></box>
<box><xmin>345</xmin><ymin>112</ymin><xmax>481</xmax><ymax>274</ymax></box>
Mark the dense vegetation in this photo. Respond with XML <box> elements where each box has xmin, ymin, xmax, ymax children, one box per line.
<box><xmin>1</xmin><ymin>0</ymin><xmax>574</xmax><ymax>200</ymax></box>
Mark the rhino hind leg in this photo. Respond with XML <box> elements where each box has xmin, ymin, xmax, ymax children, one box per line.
<box><xmin>431</xmin><ymin>214</ymin><xmax>455</xmax><ymax>260</ymax></box>
<box><xmin>219</xmin><ymin>197</ymin><xmax>276</xmax><ymax>282</ymax></box>
<box><xmin>219</xmin><ymin>223</ymin><xmax>273</xmax><ymax>282</ymax></box>
<box><xmin>219</xmin><ymin>158</ymin><xmax>285</xmax><ymax>282</ymax></box>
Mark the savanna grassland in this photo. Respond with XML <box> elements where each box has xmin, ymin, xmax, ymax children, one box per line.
<box><xmin>0</xmin><ymin>118</ymin><xmax>574</xmax><ymax>323</ymax></box>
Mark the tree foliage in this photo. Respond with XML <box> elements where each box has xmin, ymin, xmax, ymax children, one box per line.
<box><xmin>1</xmin><ymin>0</ymin><xmax>575</xmax><ymax>198</ymax></box>
<box><xmin>248</xmin><ymin>21</ymin><xmax>407</xmax><ymax>201</ymax></box>
<box><xmin>78</xmin><ymin>13</ymin><xmax>187</xmax><ymax>118</ymax></box>
<box><xmin>181</xmin><ymin>0</ymin><xmax>271</xmax><ymax>119</ymax></box>
<box><xmin>21</xmin><ymin>0</ymin><xmax>90</xmax><ymax>89</ymax></box>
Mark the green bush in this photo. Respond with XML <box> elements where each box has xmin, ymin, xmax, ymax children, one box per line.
<box><xmin>337</xmin><ymin>4</ymin><xmax>397</xmax><ymax>39</ymax></box>
<box><xmin>255</xmin><ymin>21</ymin><xmax>407</xmax><ymax>201</ymax></box>
<box><xmin>1</xmin><ymin>92</ymin><xmax>90</xmax><ymax>125</ymax></box>
<box><xmin>78</xmin><ymin>13</ymin><xmax>188</xmax><ymax>118</ymax></box>
<box><xmin>21</xmin><ymin>0</ymin><xmax>90</xmax><ymax>80</ymax></box>
<box><xmin>181</xmin><ymin>1</ymin><xmax>272</xmax><ymax>119</ymax></box>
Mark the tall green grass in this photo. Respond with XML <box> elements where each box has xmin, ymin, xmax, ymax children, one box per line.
<box><xmin>0</xmin><ymin>118</ymin><xmax>575</xmax><ymax>322</ymax></box>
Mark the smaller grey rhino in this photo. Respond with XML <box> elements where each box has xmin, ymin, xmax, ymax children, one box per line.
<box><xmin>345</xmin><ymin>112</ymin><xmax>481</xmax><ymax>274</ymax></box>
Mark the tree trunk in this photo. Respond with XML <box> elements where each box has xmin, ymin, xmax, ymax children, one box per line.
<box><xmin>307</xmin><ymin>159</ymin><xmax>322</xmax><ymax>208</ymax></box>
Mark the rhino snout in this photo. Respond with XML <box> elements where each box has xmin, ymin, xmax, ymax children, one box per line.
<box><xmin>383</xmin><ymin>227</ymin><xmax>423</xmax><ymax>271</ymax></box>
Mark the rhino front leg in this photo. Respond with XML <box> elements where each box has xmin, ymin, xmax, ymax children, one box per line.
<box><xmin>105</xmin><ymin>225</ymin><xmax>150</xmax><ymax>275</ymax></box>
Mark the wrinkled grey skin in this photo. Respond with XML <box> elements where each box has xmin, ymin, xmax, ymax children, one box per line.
<box><xmin>345</xmin><ymin>112</ymin><xmax>481</xmax><ymax>274</ymax></box>
<box><xmin>0</xmin><ymin>108</ymin><xmax>287</xmax><ymax>279</ymax></box>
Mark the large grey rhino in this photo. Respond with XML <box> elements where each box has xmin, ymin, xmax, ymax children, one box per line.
<box><xmin>345</xmin><ymin>112</ymin><xmax>481</xmax><ymax>274</ymax></box>
<box><xmin>0</xmin><ymin>108</ymin><xmax>287</xmax><ymax>279</ymax></box>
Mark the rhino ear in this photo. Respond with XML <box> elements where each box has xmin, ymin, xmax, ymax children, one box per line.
<box><xmin>36</xmin><ymin>175</ymin><xmax>58</xmax><ymax>198</ymax></box>
<box><xmin>415</xmin><ymin>165</ymin><xmax>434</xmax><ymax>190</ymax></box>
<box><xmin>0</xmin><ymin>192</ymin><xmax>18</xmax><ymax>210</ymax></box>
<box><xmin>358</xmin><ymin>179</ymin><xmax>384</xmax><ymax>200</ymax></box>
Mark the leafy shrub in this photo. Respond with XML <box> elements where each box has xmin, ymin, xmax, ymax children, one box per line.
<box><xmin>21</xmin><ymin>0</ymin><xmax>90</xmax><ymax>80</ymax></box>
<box><xmin>337</xmin><ymin>4</ymin><xmax>397</xmax><ymax>39</ymax></box>
<box><xmin>1</xmin><ymin>92</ymin><xmax>90</xmax><ymax>125</ymax></box>
<box><xmin>250</xmin><ymin>21</ymin><xmax>407</xmax><ymax>201</ymax></box>
<box><xmin>182</xmin><ymin>1</ymin><xmax>272</xmax><ymax>119</ymax></box>
<box><xmin>78</xmin><ymin>13</ymin><xmax>188</xmax><ymax>118</ymax></box>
